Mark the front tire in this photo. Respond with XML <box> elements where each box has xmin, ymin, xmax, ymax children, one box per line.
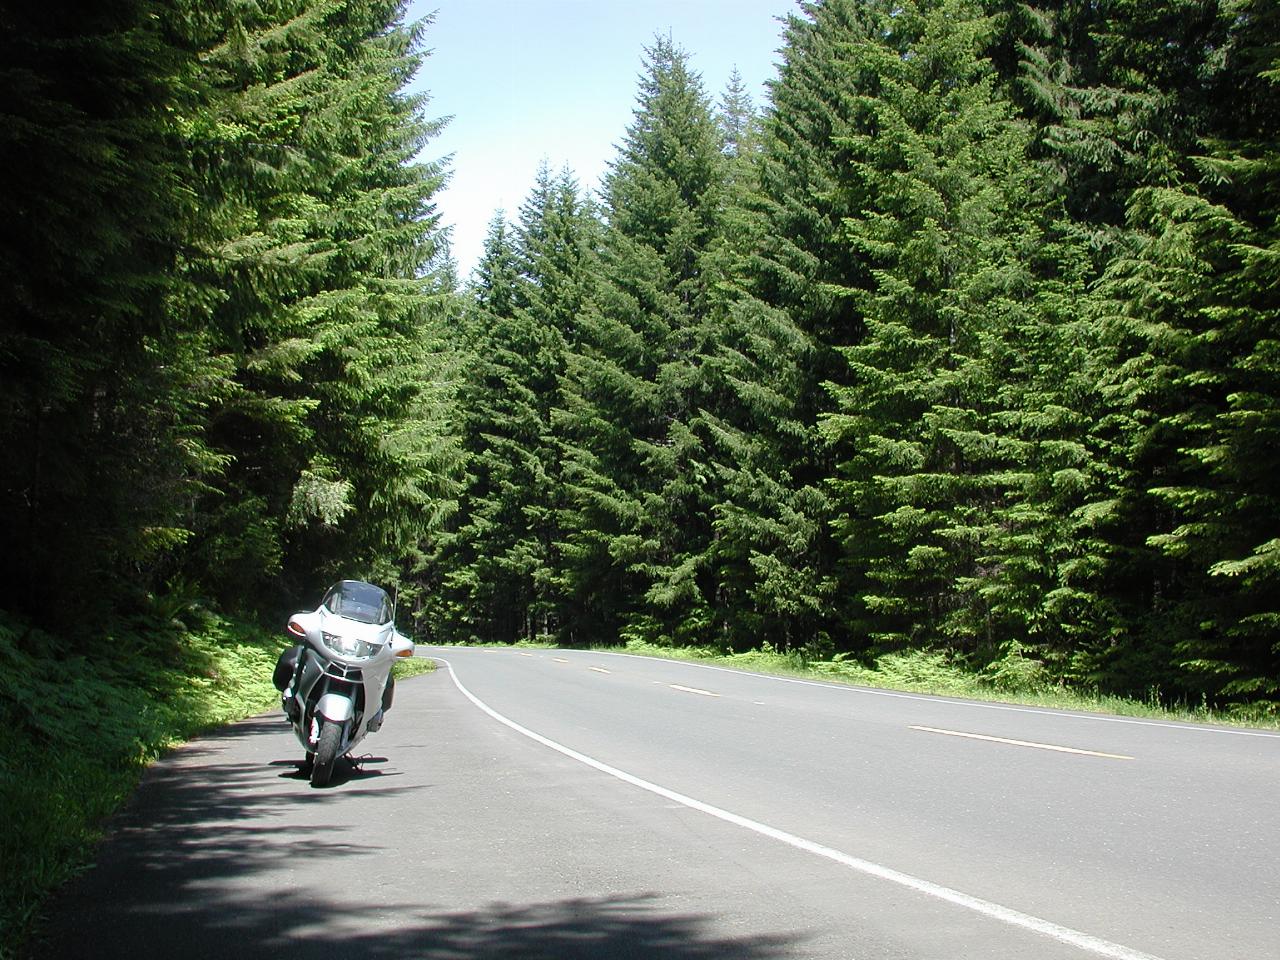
<box><xmin>310</xmin><ymin>721</ymin><xmax>342</xmax><ymax>787</ymax></box>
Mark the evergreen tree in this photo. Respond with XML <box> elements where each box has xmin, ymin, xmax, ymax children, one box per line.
<box><xmin>555</xmin><ymin>37</ymin><xmax>727</xmax><ymax>645</ymax></box>
<box><xmin>173</xmin><ymin>0</ymin><xmax>461</xmax><ymax>607</ymax></box>
<box><xmin>1089</xmin><ymin>0</ymin><xmax>1280</xmax><ymax>705</ymax></box>
<box><xmin>818</xmin><ymin>0</ymin><xmax>1044</xmax><ymax>653</ymax></box>
<box><xmin>472</xmin><ymin>211</ymin><xmax>521</xmax><ymax>316</ymax></box>
<box><xmin>433</xmin><ymin>167</ymin><xmax>598</xmax><ymax>642</ymax></box>
<box><xmin>962</xmin><ymin>2</ymin><xmax>1120</xmax><ymax>678</ymax></box>
<box><xmin>434</xmin><ymin>211</ymin><xmax>531</xmax><ymax>641</ymax></box>
<box><xmin>0</xmin><ymin>1</ymin><xmax>203</xmax><ymax>623</ymax></box>
<box><xmin>520</xmin><ymin>167</ymin><xmax>603</xmax><ymax>636</ymax></box>
<box><xmin>717</xmin><ymin>66</ymin><xmax>761</xmax><ymax>162</ymax></box>
<box><xmin>699</xmin><ymin>0</ymin><xmax>890</xmax><ymax>653</ymax></box>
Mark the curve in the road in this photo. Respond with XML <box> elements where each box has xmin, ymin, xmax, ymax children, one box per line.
<box><xmin>434</xmin><ymin>655</ymin><xmax>1168</xmax><ymax>960</ymax></box>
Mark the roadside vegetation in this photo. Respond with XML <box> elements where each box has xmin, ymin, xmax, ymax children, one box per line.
<box><xmin>0</xmin><ymin>610</ymin><xmax>431</xmax><ymax>959</ymax></box>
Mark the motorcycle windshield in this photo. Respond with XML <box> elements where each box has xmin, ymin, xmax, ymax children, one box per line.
<box><xmin>322</xmin><ymin>580</ymin><xmax>392</xmax><ymax>625</ymax></box>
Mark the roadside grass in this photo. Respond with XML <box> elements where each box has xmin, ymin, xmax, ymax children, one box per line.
<box><xmin>394</xmin><ymin>653</ymin><xmax>437</xmax><ymax>680</ymax></box>
<box><xmin>601</xmin><ymin>640</ymin><xmax>1280</xmax><ymax>731</ymax></box>
<box><xmin>0</xmin><ymin>609</ymin><xmax>288</xmax><ymax>958</ymax></box>
<box><xmin>0</xmin><ymin>610</ymin><xmax>418</xmax><ymax>959</ymax></box>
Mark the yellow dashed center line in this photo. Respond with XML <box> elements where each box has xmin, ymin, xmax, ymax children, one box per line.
<box><xmin>670</xmin><ymin>684</ymin><xmax>719</xmax><ymax>698</ymax></box>
<box><xmin>910</xmin><ymin>726</ymin><xmax>1134</xmax><ymax>760</ymax></box>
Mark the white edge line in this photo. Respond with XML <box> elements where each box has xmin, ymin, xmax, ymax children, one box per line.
<box><xmin>583</xmin><ymin>650</ymin><xmax>1280</xmax><ymax>739</ymax></box>
<box><xmin>432</xmin><ymin>656</ymin><xmax>1166</xmax><ymax>960</ymax></box>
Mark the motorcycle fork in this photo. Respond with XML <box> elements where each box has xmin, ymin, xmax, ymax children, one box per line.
<box><xmin>310</xmin><ymin>674</ymin><xmax>361</xmax><ymax>744</ymax></box>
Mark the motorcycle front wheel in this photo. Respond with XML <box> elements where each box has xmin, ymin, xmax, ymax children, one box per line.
<box><xmin>310</xmin><ymin>721</ymin><xmax>342</xmax><ymax>787</ymax></box>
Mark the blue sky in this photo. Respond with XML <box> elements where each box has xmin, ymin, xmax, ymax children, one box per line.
<box><xmin>405</xmin><ymin>1</ymin><xmax>796</xmax><ymax>277</ymax></box>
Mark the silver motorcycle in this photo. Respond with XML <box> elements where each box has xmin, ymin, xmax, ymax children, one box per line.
<box><xmin>274</xmin><ymin>580</ymin><xmax>414</xmax><ymax>786</ymax></box>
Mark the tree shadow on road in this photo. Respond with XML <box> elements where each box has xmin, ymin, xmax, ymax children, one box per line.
<box><xmin>27</xmin><ymin>713</ymin><xmax>811</xmax><ymax>960</ymax></box>
<box><xmin>38</xmin><ymin>889</ymin><xmax>806</xmax><ymax>959</ymax></box>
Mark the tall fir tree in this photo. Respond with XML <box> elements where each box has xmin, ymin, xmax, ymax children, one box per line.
<box><xmin>555</xmin><ymin>37</ymin><xmax>728</xmax><ymax>645</ymax></box>
<box><xmin>716</xmin><ymin>66</ymin><xmax>761</xmax><ymax>163</ymax></box>
<box><xmin>0</xmin><ymin>0</ymin><xmax>204</xmax><ymax>624</ymax></box>
<box><xmin>698</xmin><ymin>0</ymin><xmax>891</xmax><ymax>652</ymax></box>
<box><xmin>817</xmin><ymin>0</ymin><xmax>1045</xmax><ymax>654</ymax></box>
<box><xmin>173</xmin><ymin>0</ymin><xmax>461</xmax><ymax>609</ymax></box>
<box><xmin>1089</xmin><ymin>0</ymin><xmax>1280</xmax><ymax>705</ymax></box>
<box><xmin>433</xmin><ymin>210</ymin><xmax>531</xmax><ymax>641</ymax></box>
<box><xmin>431</xmin><ymin>167</ymin><xmax>599</xmax><ymax>642</ymax></box>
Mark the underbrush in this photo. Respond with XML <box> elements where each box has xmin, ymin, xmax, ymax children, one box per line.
<box><xmin>0</xmin><ymin>610</ymin><xmax>288</xmax><ymax>959</ymax></box>
<box><xmin>612</xmin><ymin>640</ymin><xmax>1280</xmax><ymax>730</ymax></box>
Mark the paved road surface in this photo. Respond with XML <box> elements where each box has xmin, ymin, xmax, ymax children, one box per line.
<box><xmin>32</xmin><ymin>647</ymin><xmax>1280</xmax><ymax>959</ymax></box>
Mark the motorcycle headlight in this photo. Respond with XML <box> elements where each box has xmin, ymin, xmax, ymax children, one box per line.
<box><xmin>320</xmin><ymin>631</ymin><xmax>383</xmax><ymax>659</ymax></box>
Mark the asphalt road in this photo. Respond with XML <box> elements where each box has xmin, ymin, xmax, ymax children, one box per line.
<box><xmin>32</xmin><ymin>647</ymin><xmax>1280</xmax><ymax>960</ymax></box>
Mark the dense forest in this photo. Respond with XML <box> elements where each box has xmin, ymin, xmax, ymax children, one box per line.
<box><xmin>2</xmin><ymin>0</ymin><xmax>1277</xmax><ymax>713</ymax></box>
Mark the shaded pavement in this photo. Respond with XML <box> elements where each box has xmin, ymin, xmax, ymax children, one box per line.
<box><xmin>29</xmin><ymin>670</ymin><xmax>815</xmax><ymax>959</ymax></box>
